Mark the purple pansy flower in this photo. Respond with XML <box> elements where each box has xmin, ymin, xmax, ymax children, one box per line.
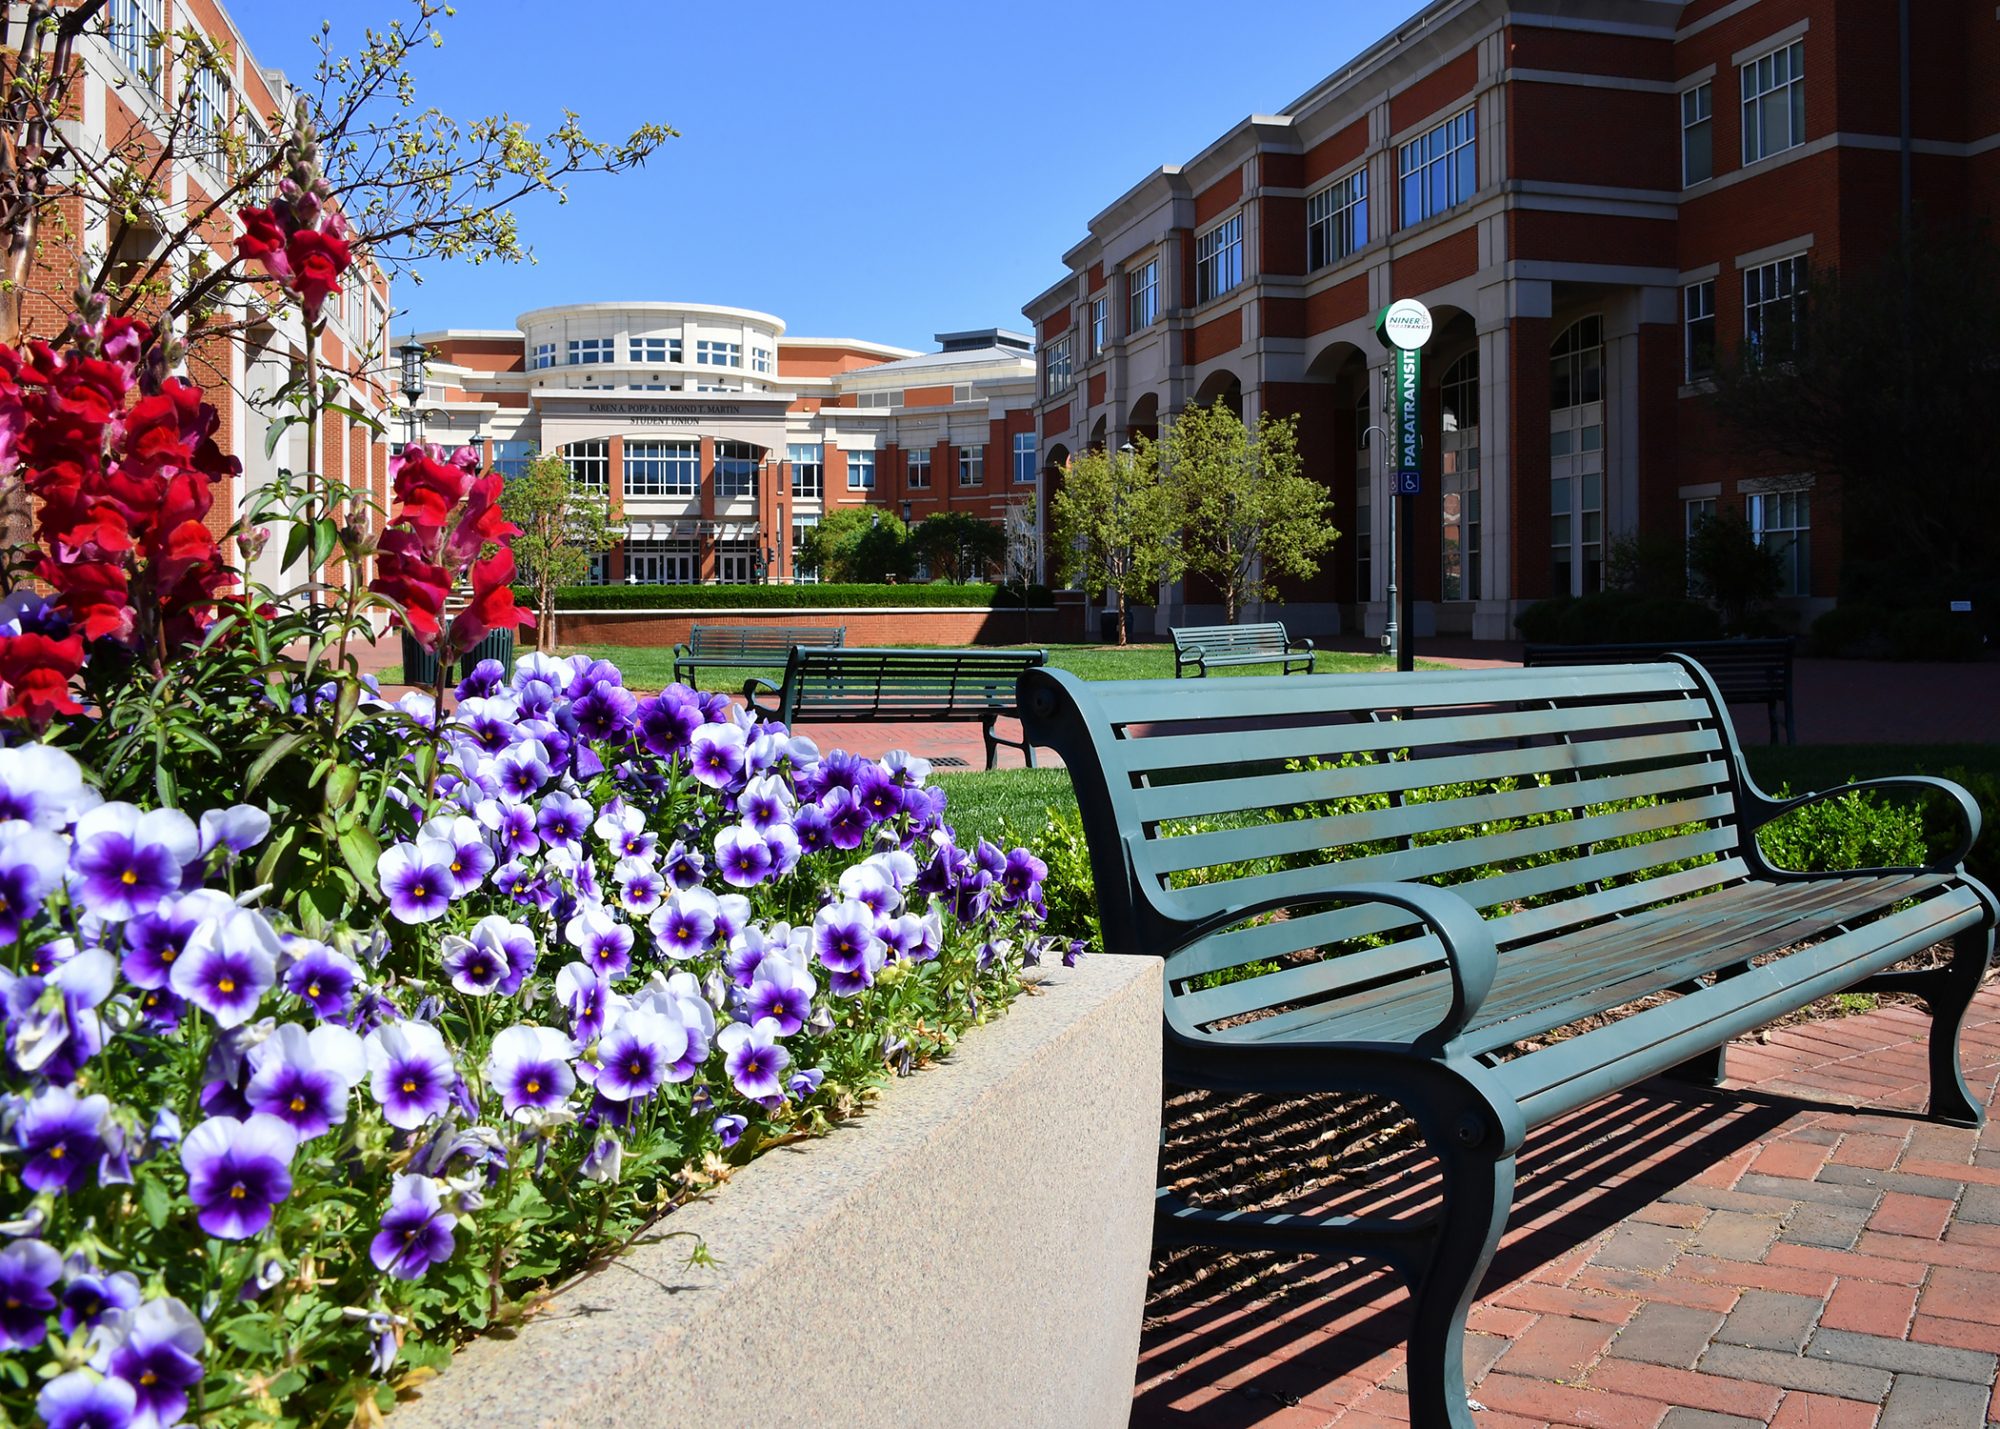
<box><xmin>712</xmin><ymin>1113</ymin><xmax>748</xmax><ymax>1148</ymax></box>
<box><xmin>557</xmin><ymin>962</ymin><xmax>619</xmax><ymax>1044</ymax></box>
<box><xmin>419</xmin><ymin>815</ymin><xmax>495</xmax><ymax>897</ymax></box>
<box><xmin>0</xmin><ymin>742</ymin><xmax>100</xmax><ymax>830</ymax></box>
<box><xmin>661</xmin><ymin>840</ymin><xmax>706</xmax><ymax>890</ymax></box>
<box><xmin>787</xmin><ymin>1067</ymin><xmax>826</xmax><ymax>1100</ymax></box>
<box><xmin>440</xmin><ymin>934</ymin><xmax>510</xmax><ymax>996</ymax></box>
<box><xmin>635</xmin><ymin>690</ymin><xmax>703</xmax><ymax>758</ymax></box>
<box><xmin>717</xmin><ymin>1016</ymin><xmax>790</xmax><ymax>1100</ymax></box>
<box><xmin>649</xmin><ymin>889</ymin><xmax>716</xmax><ymax>961</ymax></box>
<box><xmin>491</xmin><ymin>801</ymin><xmax>540</xmax><ymax>858</ymax></box>
<box><xmin>792</xmin><ymin>801</ymin><xmax>832</xmax><ymax>855</ymax></box>
<box><xmin>99</xmin><ymin>1296</ymin><xmax>205</xmax><ymax>1428</ymax></box>
<box><xmin>59</xmin><ymin>1262</ymin><xmax>138</xmax><ymax>1335</ymax></box>
<box><xmin>820</xmin><ymin>787</ymin><xmax>869</xmax><ymax>851</ymax></box>
<box><xmin>484</xmin><ymin>1025</ymin><xmax>576</xmax><ymax>1118</ymax></box>
<box><xmin>0</xmin><ymin>1238</ymin><xmax>62</xmax><ymax>1348</ymax></box>
<box><xmin>364</xmin><ymin>1022</ymin><xmax>457</xmax><ymax>1129</ymax></box>
<box><xmin>572</xmin><ymin>683</ymin><xmax>638</xmax><ymax>742</ymax></box>
<box><xmin>0</xmin><ymin>821</ymin><xmax>66</xmax><ymax>942</ymax></box>
<box><xmin>244</xmin><ymin>1022</ymin><xmax>365</xmax><ymax>1139</ymax></box>
<box><xmin>36</xmin><ymin>1371</ymin><xmax>135</xmax><ymax>1429</ymax></box>
<box><xmin>466</xmin><ymin>915</ymin><xmax>537</xmax><ymax>996</ymax></box>
<box><xmin>17</xmin><ymin>1085</ymin><xmax>110</xmax><ymax>1193</ymax></box>
<box><xmin>282</xmin><ymin>943</ymin><xmax>362</xmax><ymax>1019</ymax></box>
<box><xmin>853</xmin><ymin>762</ymin><xmax>905</xmax><ymax>822</ymax></box>
<box><xmin>565</xmin><ymin>903</ymin><xmax>634</xmax><ymax>978</ymax></box>
<box><xmin>369</xmin><ymin>1173</ymin><xmax>458</xmax><ymax>1281</ymax></box>
<box><xmin>377</xmin><ymin>837</ymin><xmax>458</xmax><ymax>924</ymax></box>
<box><xmin>738</xmin><ymin>774</ymin><xmax>794</xmax><ymax>833</ymax></box>
<box><xmin>69</xmin><ymin>804</ymin><xmax>199</xmax><ymax>922</ymax></box>
<box><xmin>813</xmin><ymin>900</ymin><xmax>882</xmax><ymax>976</ymax></box>
<box><xmin>167</xmin><ymin>906</ymin><xmax>279</xmax><ymax>1028</ymax></box>
<box><xmin>614</xmin><ymin>859</ymin><xmax>664</xmax><ymax>914</ymax></box>
<box><xmin>744</xmin><ymin>954</ymin><xmax>815</xmax><ymax>1036</ymax></box>
<box><xmin>999</xmin><ymin>847</ymin><xmax>1047</xmax><ymax>904</ymax></box>
<box><xmin>714</xmin><ymin>824</ymin><xmax>773</xmax><ymax>888</ymax></box>
<box><xmin>585</xmin><ymin>1008</ymin><xmax>687</xmax><ymax>1102</ymax></box>
<box><xmin>535</xmin><ymin>792</ymin><xmax>593</xmax><ymax>852</ymax></box>
<box><xmin>179</xmin><ymin>1113</ymin><xmax>298</xmax><ymax>1239</ymax></box>
<box><xmin>197</xmin><ymin>804</ymin><xmax>272</xmax><ymax>859</ymax></box>
<box><xmin>121</xmin><ymin>889</ymin><xmax>233</xmax><ymax>990</ymax></box>
<box><xmin>492</xmin><ymin>745</ymin><xmax>551</xmax><ymax>802</ymax></box>
<box><xmin>687</xmin><ymin>724</ymin><xmax>747</xmax><ymax>789</ymax></box>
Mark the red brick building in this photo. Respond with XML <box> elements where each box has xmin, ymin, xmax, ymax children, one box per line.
<box><xmin>1024</xmin><ymin>0</ymin><xmax>2000</xmax><ymax>640</ymax></box>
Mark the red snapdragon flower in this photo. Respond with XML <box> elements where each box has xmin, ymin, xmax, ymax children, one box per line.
<box><xmin>369</xmin><ymin>445</ymin><xmax>532</xmax><ymax>660</ymax></box>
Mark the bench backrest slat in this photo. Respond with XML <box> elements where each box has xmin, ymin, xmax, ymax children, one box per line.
<box><xmin>1521</xmin><ymin>640</ymin><xmax>1790</xmax><ymax>699</ymax></box>
<box><xmin>689</xmin><ymin>624</ymin><xmax>845</xmax><ymax>657</ymax></box>
<box><xmin>1171</xmin><ymin>622</ymin><xmax>1292</xmax><ymax>654</ymax></box>
<box><xmin>780</xmin><ymin>647</ymin><xmax>1044</xmax><ymax>718</ymax></box>
<box><xmin>1018</xmin><ymin>661</ymin><xmax>1756</xmax><ymax>1036</ymax></box>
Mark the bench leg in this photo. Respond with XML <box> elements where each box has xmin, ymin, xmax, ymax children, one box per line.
<box><xmin>1664</xmin><ymin>967</ymin><xmax>1748</xmax><ymax>1086</ymax></box>
<box><xmin>981</xmin><ymin>717</ymin><xmax>1000</xmax><ymax>772</ymax></box>
<box><xmin>1925</xmin><ymin>926</ymin><xmax>1994</xmax><ymax>1127</ymax></box>
<box><xmin>1407</xmin><ymin>1143</ymin><xmax>1516</xmax><ymax>1429</ymax></box>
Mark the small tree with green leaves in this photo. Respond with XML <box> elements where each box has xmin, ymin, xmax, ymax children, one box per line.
<box><xmin>498</xmin><ymin>451</ymin><xmax>616</xmax><ymax>651</ymax></box>
<box><xmin>1158</xmin><ymin>399</ymin><xmax>1338</xmax><ymax>623</ymax></box>
<box><xmin>798</xmin><ymin>506</ymin><xmax>911</xmax><ymax>583</ymax></box>
<box><xmin>1686</xmin><ymin>508</ymin><xmax>1783</xmax><ymax>633</ymax></box>
<box><xmin>909</xmin><ymin>511</ymin><xmax>1006</xmax><ymax>583</ymax></box>
<box><xmin>1048</xmin><ymin>441</ymin><xmax>1180</xmax><ymax>645</ymax></box>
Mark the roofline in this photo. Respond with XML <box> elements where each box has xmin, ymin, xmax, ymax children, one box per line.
<box><xmin>779</xmin><ymin>336</ymin><xmax>921</xmax><ymax>359</ymax></box>
<box><xmin>513</xmin><ymin>300</ymin><xmax>791</xmax><ymax>335</ymax></box>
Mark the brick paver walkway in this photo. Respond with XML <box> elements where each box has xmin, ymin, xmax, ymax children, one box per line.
<box><xmin>1134</xmin><ymin>984</ymin><xmax>2000</xmax><ymax>1428</ymax></box>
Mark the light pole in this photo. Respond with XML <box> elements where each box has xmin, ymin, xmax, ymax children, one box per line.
<box><xmin>397</xmin><ymin>340</ymin><xmax>427</xmax><ymax>451</ymax></box>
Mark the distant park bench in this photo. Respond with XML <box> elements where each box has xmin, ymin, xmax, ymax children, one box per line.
<box><xmin>1020</xmin><ymin>658</ymin><xmax>1993</xmax><ymax>1429</ymax></box>
<box><xmin>1522</xmin><ymin>637</ymin><xmax>1796</xmax><ymax>743</ymax></box>
<box><xmin>1170</xmin><ymin>620</ymin><xmax>1315</xmax><ymax>677</ymax></box>
<box><xmin>743</xmin><ymin>646</ymin><xmax>1046</xmax><ymax>770</ymax></box>
<box><xmin>671</xmin><ymin>624</ymin><xmax>845</xmax><ymax>685</ymax></box>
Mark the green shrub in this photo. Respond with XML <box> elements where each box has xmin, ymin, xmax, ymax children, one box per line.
<box><xmin>1514</xmin><ymin>591</ymin><xmax>1724</xmax><ymax>645</ymax></box>
<box><xmin>1930</xmin><ymin>765</ymin><xmax>2000</xmax><ymax>892</ymax></box>
<box><xmin>999</xmin><ymin>805</ymin><xmax>1099</xmax><ymax>947</ymax></box>
<box><xmin>1809</xmin><ymin>603</ymin><xmax>1984</xmax><ymax>661</ymax></box>
<box><xmin>1755</xmin><ymin>787</ymin><xmax>1929</xmax><ymax>872</ymax></box>
<box><xmin>541</xmin><ymin>581</ymin><xmax>1053</xmax><ymax>611</ymax></box>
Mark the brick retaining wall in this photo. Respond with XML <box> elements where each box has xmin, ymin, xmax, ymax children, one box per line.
<box><xmin>551</xmin><ymin>603</ymin><xmax>1086</xmax><ymax>648</ymax></box>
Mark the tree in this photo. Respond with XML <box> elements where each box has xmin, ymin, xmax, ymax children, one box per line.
<box><xmin>908</xmin><ymin>511</ymin><xmax>1005</xmax><ymax>583</ymax></box>
<box><xmin>1706</xmin><ymin>227</ymin><xmax>2000</xmax><ymax>622</ymax></box>
<box><xmin>1158</xmin><ymin>400</ymin><xmax>1339</xmax><ymax>624</ymax></box>
<box><xmin>798</xmin><ymin>507</ymin><xmax>910</xmax><ymax>583</ymax></box>
<box><xmin>1047</xmin><ymin>441</ymin><xmax>1180</xmax><ymax>645</ymax></box>
<box><xmin>1685</xmin><ymin>509</ymin><xmax>1782</xmax><ymax>634</ymax></box>
<box><xmin>498</xmin><ymin>451</ymin><xmax>616</xmax><ymax>652</ymax></box>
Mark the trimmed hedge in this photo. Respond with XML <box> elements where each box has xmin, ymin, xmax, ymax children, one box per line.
<box><xmin>541</xmin><ymin>581</ymin><xmax>1055</xmax><ymax>611</ymax></box>
<box><xmin>1515</xmin><ymin>591</ymin><xmax>1724</xmax><ymax>644</ymax></box>
<box><xmin>1809</xmin><ymin>603</ymin><xmax>1985</xmax><ymax>661</ymax></box>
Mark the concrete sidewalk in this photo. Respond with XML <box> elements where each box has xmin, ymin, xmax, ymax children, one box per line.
<box><xmin>1133</xmin><ymin>985</ymin><xmax>2000</xmax><ymax>1428</ymax></box>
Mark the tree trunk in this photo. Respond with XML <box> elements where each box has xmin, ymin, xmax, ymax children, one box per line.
<box><xmin>1115</xmin><ymin>590</ymin><xmax>1128</xmax><ymax>646</ymax></box>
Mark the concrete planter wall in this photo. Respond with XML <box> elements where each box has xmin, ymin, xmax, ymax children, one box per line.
<box><xmin>397</xmin><ymin>953</ymin><xmax>1162</xmax><ymax>1429</ymax></box>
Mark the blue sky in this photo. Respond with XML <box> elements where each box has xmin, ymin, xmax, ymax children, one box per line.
<box><xmin>230</xmin><ymin>0</ymin><xmax>1430</xmax><ymax>351</ymax></box>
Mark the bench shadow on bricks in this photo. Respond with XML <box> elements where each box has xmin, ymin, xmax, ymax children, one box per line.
<box><xmin>1131</xmin><ymin>1079</ymin><xmax>1794</xmax><ymax>1425</ymax></box>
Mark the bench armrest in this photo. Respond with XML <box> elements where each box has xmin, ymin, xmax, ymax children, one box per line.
<box><xmin>1744</xmin><ymin>775</ymin><xmax>1983</xmax><ymax>876</ymax></box>
<box><xmin>1176</xmin><ymin>646</ymin><xmax>1205</xmax><ymax>677</ymax></box>
<box><xmin>1184</xmin><ymin>877</ymin><xmax>1499</xmax><ymax>1052</ymax></box>
<box><xmin>671</xmin><ymin>643</ymin><xmax>691</xmax><ymax>661</ymax></box>
<box><xmin>741</xmin><ymin>675</ymin><xmax>783</xmax><ymax>720</ymax></box>
<box><xmin>1288</xmin><ymin>637</ymin><xmax>1315</xmax><ymax>654</ymax></box>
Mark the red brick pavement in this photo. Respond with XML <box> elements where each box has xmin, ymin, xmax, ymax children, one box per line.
<box><xmin>1133</xmin><ymin>984</ymin><xmax>2000</xmax><ymax>1428</ymax></box>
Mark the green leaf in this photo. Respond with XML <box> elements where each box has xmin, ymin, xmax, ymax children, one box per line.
<box><xmin>247</xmin><ymin>732</ymin><xmax>309</xmax><ymax>791</ymax></box>
<box><xmin>324</xmin><ymin>763</ymin><xmax>360</xmax><ymax>812</ymax></box>
<box><xmin>281</xmin><ymin>520</ymin><xmax>311</xmax><ymax>573</ymax></box>
<box><xmin>337</xmin><ymin>820</ymin><xmax>380</xmax><ymax>888</ymax></box>
<box><xmin>140</xmin><ymin>1178</ymin><xmax>171</xmax><ymax>1230</ymax></box>
<box><xmin>310</xmin><ymin>518</ymin><xmax>340</xmax><ymax>574</ymax></box>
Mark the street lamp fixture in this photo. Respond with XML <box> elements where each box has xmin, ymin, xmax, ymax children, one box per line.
<box><xmin>899</xmin><ymin>499</ymin><xmax>913</xmax><ymax>525</ymax></box>
<box><xmin>396</xmin><ymin>340</ymin><xmax>427</xmax><ymax>450</ymax></box>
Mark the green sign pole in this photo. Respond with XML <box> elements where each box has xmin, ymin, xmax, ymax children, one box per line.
<box><xmin>1375</xmin><ymin>300</ymin><xmax>1431</xmax><ymax>673</ymax></box>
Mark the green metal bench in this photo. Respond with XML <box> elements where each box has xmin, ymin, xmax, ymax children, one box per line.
<box><xmin>745</xmin><ymin>646</ymin><xmax>1047</xmax><ymax>770</ymax></box>
<box><xmin>1171</xmin><ymin>620</ymin><xmax>1315</xmax><ymax>677</ymax></box>
<box><xmin>1019</xmin><ymin>659</ymin><xmax>1994</xmax><ymax>1429</ymax></box>
<box><xmin>1523</xmin><ymin>637</ymin><xmax>1797</xmax><ymax>744</ymax></box>
<box><xmin>671</xmin><ymin>624</ymin><xmax>845</xmax><ymax>685</ymax></box>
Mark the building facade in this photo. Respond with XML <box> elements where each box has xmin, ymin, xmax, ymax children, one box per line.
<box><xmin>407</xmin><ymin>306</ymin><xmax>1040</xmax><ymax>584</ymax></box>
<box><xmin>1024</xmin><ymin>0</ymin><xmax>2000</xmax><ymax>640</ymax></box>
<box><xmin>29</xmin><ymin>0</ymin><xmax>396</xmax><ymax>592</ymax></box>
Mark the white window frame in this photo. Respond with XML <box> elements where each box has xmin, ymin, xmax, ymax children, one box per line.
<box><xmin>788</xmin><ymin>443</ymin><xmax>823</xmax><ymax>500</ymax></box>
<box><xmin>695</xmin><ymin>339</ymin><xmax>741</xmax><ymax>367</ymax></box>
<box><xmin>530</xmin><ymin>342</ymin><xmax>556</xmax><ymax>371</ymax></box>
<box><xmin>906</xmin><ymin>448</ymin><xmax>932</xmax><ymax>490</ymax></box>
<box><xmin>190</xmin><ymin>60</ymin><xmax>229</xmax><ymax>153</ymax></box>
<box><xmin>1748</xmin><ymin>488</ymin><xmax>1810</xmax><ymax>597</ymax></box>
<box><xmin>791</xmin><ymin>515</ymin><xmax>821</xmax><ymax>584</ymax></box>
<box><xmin>1684</xmin><ymin>496</ymin><xmax>1717</xmax><ymax>596</ymax></box>
<box><xmin>856</xmin><ymin>390</ymin><xmax>901</xmax><ymax>410</ymax></box>
<box><xmin>1012</xmin><ymin>431</ymin><xmax>1037</xmax><ymax>485</ymax></box>
<box><xmin>1684</xmin><ymin>279</ymin><xmax>1716</xmax><ymax>382</ymax></box>
<box><xmin>564</xmin><ymin>440</ymin><xmax>609</xmax><ymax>493</ymax></box>
<box><xmin>1127</xmin><ymin>260</ymin><xmax>1159</xmax><ymax>332</ymax></box>
<box><xmin>1306</xmin><ymin>169</ymin><xmax>1367</xmax><ymax>271</ymax></box>
<box><xmin>631</xmin><ymin>336</ymin><xmax>680</xmax><ymax>365</ymax></box>
<box><xmin>108</xmin><ymin>0</ymin><xmax>164</xmax><ymax>94</ymax></box>
<box><xmin>957</xmin><ymin>445</ymin><xmax>984</xmax><ymax>488</ymax></box>
<box><xmin>1681</xmin><ymin>82</ymin><xmax>1714</xmax><ymax>186</ymax></box>
<box><xmin>751</xmin><ymin>347</ymin><xmax>774</xmax><ymax>374</ymax></box>
<box><xmin>1740</xmin><ymin>39</ymin><xmax>1805</xmax><ymax>165</ymax></box>
<box><xmin>1743</xmin><ymin>254</ymin><xmax>1807</xmax><ymax>366</ymax></box>
<box><xmin>1194</xmin><ymin>213</ymin><xmax>1243</xmax><ymax>304</ymax></box>
<box><xmin>624</xmin><ymin>440</ymin><xmax>699</xmax><ymax>498</ymax></box>
<box><xmin>1398</xmin><ymin>106</ymin><xmax>1478</xmax><ymax>228</ymax></box>
<box><xmin>1090</xmin><ymin>296</ymin><xmax>1107</xmax><ymax>356</ymax></box>
<box><xmin>847</xmin><ymin>450</ymin><xmax>876</xmax><ymax>491</ymax></box>
<box><xmin>568</xmin><ymin>337</ymin><xmax>613</xmax><ymax>366</ymax></box>
<box><xmin>1043</xmin><ymin>334</ymin><xmax>1073</xmax><ymax>396</ymax></box>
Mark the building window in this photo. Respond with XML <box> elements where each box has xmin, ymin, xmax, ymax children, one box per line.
<box><xmin>1306</xmin><ymin>169</ymin><xmax>1367</xmax><ymax>271</ymax></box>
<box><xmin>847</xmin><ymin>450</ymin><xmax>876</xmax><ymax>491</ymax></box>
<box><xmin>1090</xmin><ymin>297</ymin><xmax>1108</xmax><ymax>356</ymax></box>
<box><xmin>1354</xmin><ymin>398</ymin><xmax>1372</xmax><ymax>601</ymax></box>
<box><xmin>1399</xmin><ymin>106</ymin><xmax>1477</xmax><ymax>228</ymax></box>
<box><xmin>695</xmin><ymin>339</ymin><xmax>741</xmax><ymax>367</ymax></box>
<box><xmin>1744</xmin><ymin>255</ymin><xmax>1807</xmax><ymax>366</ymax></box>
<box><xmin>584</xmin><ymin>551</ymin><xmax>609</xmax><ymax>586</ymax></box>
<box><xmin>1194</xmin><ymin>214</ymin><xmax>1243</xmax><ymax>303</ymax></box>
<box><xmin>792</xmin><ymin>516</ymin><xmax>820</xmax><ymax>584</ymax></box>
<box><xmin>1684</xmin><ymin>280</ymin><xmax>1717</xmax><ymax>382</ymax></box>
<box><xmin>856</xmin><ymin>390</ymin><xmax>900</xmax><ymax>410</ymax></box>
<box><xmin>789</xmin><ymin>443</ymin><xmax>823</xmax><ymax>500</ymax></box>
<box><xmin>1012</xmin><ymin>432</ymin><xmax>1037</xmax><ymax>484</ymax></box>
<box><xmin>952</xmin><ymin>384</ymin><xmax>973</xmax><ymax>403</ymax></box>
<box><xmin>625</xmin><ymin>538</ymin><xmax>697</xmax><ymax>585</ymax></box>
<box><xmin>1440</xmin><ymin>351</ymin><xmax>1480</xmax><ymax>602</ymax></box>
<box><xmin>957</xmin><ymin>445</ymin><xmax>984</xmax><ymax>487</ymax></box>
<box><xmin>1684</xmin><ymin>496</ymin><xmax>1716</xmax><ymax>595</ymax></box>
<box><xmin>1044</xmin><ymin>334</ymin><xmax>1073</xmax><ymax>395</ymax></box>
<box><xmin>108</xmin><ymin>0</ymin><xmax>164</xmax><ymax>92</ymax></box>
<box><xmin>1749</xmin><ymin>489</ymin><xmax>1810</xmax><ymax>596</ymax></box>
<box><xmin>695</xmin><ymin>381</ymin><xmax>739</xmax><ymax>394</ymax></box>
<box><xmin>717</xmin><ymin>537</ymin><xmax>756</xmax><ymax>584</ymax></box>
<box><xmin>191</xmin><ymin>61</ymin><xmax>228</xmax><ymax>152</ymax></box>
<box><xmin>492</xmin><ymin>440</ymin><xmax>535</xmax><ymax>480</ymax></box>
<box><xmin>631</xmin><ymin>336</ymin><xmax>681</xmax><ymax>365</ymax></box>
<box><xmin>564</xmin><ymin>440</ymin><xmax>609</xmax><ymax>493</ymax></box>
<box><xmin>1127</xmin><ymin>260</ymin><xmax>1159</xmax><ymax>332</ymax></box>
<box><xmin>907</xmin><ymin>448</ymin><xmax>932</xmax><ymax>490</ymax></box>
<box><xmin>624</xmin><ymin>440</ymin><xmax>699</xmax><ymax>498</ymax></box>
<box><xmin>1741</xmin><ymin>39</ymin><xmax>1805</xmax><ymax>165</ymax></box>
<box><xmin>568</xmin><ymin>337</ymin><xmax>613</xmax><ymax>366</ymax></box>
<box><xmin>529</xmin><ymin>342</ymin><xmax>556</xmax><ymax>371</ymax></box>
<box><xmin>1681</xmin><ymin>82</ymin><xmax>1713</xmax><ymax>186</ymax></box>
<box><xmin>1549</xmin><ymin>314</ymin><xmax>1604</xmax><ymax>410</ymax></box>
<box><xmin>713</xmin><ymin>441</ymin><xmax>758</xmax><ymax>500</ymax></box>
<box><xmin>751</xmin><ymin>347</ymin><xmax>774</xmax><ymax>374</ymax></box>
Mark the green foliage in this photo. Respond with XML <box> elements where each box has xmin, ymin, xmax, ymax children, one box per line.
<box><xmin>1809</xmin><ymin>603</ymin><xmax>1985</xmax><ymax>662</ymax></box>
<box><xmin>1047</xmin><ymin>440</ymin><xmax>1182</xmax><ymax>643</ymax></box>
<box><xmin>1756</xmin><ymin>786</ymin><xmax>1929</xmax><ymax>873</ymax></box>
<box><xmin>499</xmin><ymin>451</ymin><xmax>617</xmax><ymax>652</ymax></box>
<box><xmin>1514</xmin><ymin>591</ymin><xmax>1724</xmax><ymax>644</ymax></box>
<box><xmin>798</xmin><ymin>507</ymin><xmax>913</xmax><ymax>583</ymax></box>
<box><xmin>543</xmin><ymin>581</ymin><xmax>1050</xmax><ymax>610</ymax></box>
<box><xmin>1685</xmin><ymin>509</ymin><xmax>1784</xmax><ymax>632</ymax></box>
<box><xmin>1606</xmin><ymin>529</ymin><xmax>1695</xmax><ymax>600</ymax></box>
<box><xmin>908</xmin><ymin>511</ymin><xmax>1007</xmax><ymax>583</ymax></box>
<box><xmin>997</xmin><ymin>805</ymin><xmax>1100</xmax><ymax>948</ymax></box>
<box><xmin>1160</xmin><ymin>400</ymin><xmax>1339</xmax><ymax>622</ymax></box>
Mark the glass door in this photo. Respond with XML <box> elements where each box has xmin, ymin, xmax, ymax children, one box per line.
<box><xmin>1548</xmin><ymin>317</ymin><xmax>1605</xmax><ymax>596</ymax></box>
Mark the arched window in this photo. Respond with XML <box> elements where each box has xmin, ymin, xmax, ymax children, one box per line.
<box><xmin>1549</xmin><ymin>315</ymin><xmax>1603</xmax><ymax>410</ymax></box>
<box><xmin>1439</xmin><ymin>351</ymin><xmax>1479</xmax><ymax>600</ymax></box>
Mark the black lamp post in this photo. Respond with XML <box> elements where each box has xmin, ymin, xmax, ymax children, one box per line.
<box><xmin>397</xmin><ymin>340</ymin><xmax>427</xmax><ymax>450</ymax></box>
